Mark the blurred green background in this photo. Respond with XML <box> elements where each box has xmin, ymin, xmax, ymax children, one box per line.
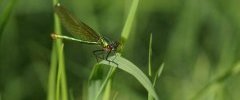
<box><xmin>1</xmin><ymin>0</ymin><xmax>240</xmax><ymax>100</ymax></box>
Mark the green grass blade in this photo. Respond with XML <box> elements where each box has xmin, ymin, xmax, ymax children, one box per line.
<box><xmin>48</xmin><ymin>0</ymin><xmax>68</xmax><ymax>100</ymax></box>
<box><xmin>88</xmin><ymin>64</ymin><xmax>104</xmax><ymax>100</ymax></box>
<box><xmin>94</xmin><ymin>67</ymin><xmax>116</xmax><ymax>100</ymax></box>
<box><xmin>89</xmin><ymin>64</ymin><xmax>104</xmax><ymax>81</ymax></box>
<box><xmin>191</xmin><ymin>61</ymin><xmax>240</xmax><ymax>100</ymax></box>
<box><xmin>88</xmin><ymin>81</ymin><xmax>101</xmax><ymax>100</ymax></box>
<box><xmin>55</xmin><ymin>56</ymin><xmax>62</xmax><ymax>100</ymax></box>
<box><xmin>88</xmin><ymin>64</ymin><xmax>116</xmax><ymax>100</ymax></box>
<box><xmin>60</xmin><ymin>57</ymin><xmax>68</xmax><ymax>100</ymax></box>
<box><xmin>48</xmin><ymin>43</ymin><xmax>57</xmax><ymax>100</ymax></box>
<box><xmin>148</xmin><ymin>33</ymin><xmax>153</xmax><ymax>77</ymax></box>
<box><xmin>102</xmin><ymin>79</ymin><xmax>112</xmax><ymax>100</ymax></box>
<box><xmin>48</xmin><ymin>0</ymin><xmax>60</xmax><ymax>100</ymax></box>
<box><xmin>153</xmin><ymin>63</ymin><xmax>164</xmax><ymax>87</ymax></box>
<box><xmin>54</xmin><ymin>44</ymin><xmax>68</xmax><ymax>100</ymax></box>
<box><xmin>148</xmin><ymin>33</ymin><xmax>153</xmax><ymax>100</ymax></box>
<box><xmin>0</xmin><ymin>0</ymin><xmax>17</xmax><ymax>34</ymax></box>
<box><xmin>112</xmin><ymin>92</ymin><xmax>118</xmax><ymax>100</ymax></box>
<box><xmin>120</xmin><ymin>0</ymin><xmax>139</xmax><ymax>47</ymax></box>
<box><xmin>99</xmin><ymin>54</ymin><xmax>159</xmax><ymax>100</ymax></box>
<box><xmin>53</xmin><ymin>1</ymin><xmax>69</xmax><ymax>100</ymax></box>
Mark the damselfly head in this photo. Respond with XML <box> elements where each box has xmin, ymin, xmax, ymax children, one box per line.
<box><xmin>111</xmin><ymin>41</ymin><xmax>120</xmax><ymax>51</ymax></box>
<box><xmin>103</xmin><ymin>41</ymin><xmax>119</xmax><ymax>52</ymax></box>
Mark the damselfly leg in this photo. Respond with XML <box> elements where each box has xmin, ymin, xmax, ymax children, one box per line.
<box><xmin>93</xmin><ymin>49</ymin><xmax>118</xmax><ymax>66</ymax></box>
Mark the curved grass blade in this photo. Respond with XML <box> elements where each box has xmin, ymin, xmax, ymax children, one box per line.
<box><xmin>99</xmin><ymin>54</ymin><xmax>159</xmax><ymax>100</ymax></box>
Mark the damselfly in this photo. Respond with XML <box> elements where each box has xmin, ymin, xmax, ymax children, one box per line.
<box><xmin>51</xmin><ymin>3</ymin><xmax>119</xmax><ymax>65</ymax></box>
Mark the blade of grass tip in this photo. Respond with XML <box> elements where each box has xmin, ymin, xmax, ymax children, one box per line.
<box><xmin>153</xmin><ymin>63</ymin><xmax>164</xmax><ymax>87</ymax></box>
<box><xmin>94</xmin><ymin>67</ymin><xmax>117</xmax><ymax>100</ymax></box>
<box><xmin>148</xmin><ymin>33</ymin><xmax>153</xmax><ymax>77</ymax></box>
<box><xmin>0</xmin><ymin>0</ymin><xmax>17</xmax><ymax>34</ymax></box>
<box><xmin>148</xmin><ymin>33</ymin><xmax>153</xmax><ymax>100</ymax></box>
<box><xmin>120</xmin><ymin>0</ymin><xmax>139</xmax><ymax>48</ymax></box>
<box><xmin>48</xmin><ymin>43</ymin><xmax>57</xmax><ymax>100</ymax></box>
<box><xmin>99</xmin><ymin>54</ymin><xmax>159</xmax><ymax>100</ymax></box>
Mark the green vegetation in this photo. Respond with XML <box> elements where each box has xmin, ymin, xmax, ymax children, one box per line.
<box><xmin>1</xmin><ymin>0</ymin><xmax>240</xmax><ymax>100</ymax></box>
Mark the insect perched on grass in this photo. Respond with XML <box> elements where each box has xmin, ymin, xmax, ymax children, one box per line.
<box><xmin>51</xmin><ymin>3</ymin><xmax>119</xmax><ymax>65</ymax></box>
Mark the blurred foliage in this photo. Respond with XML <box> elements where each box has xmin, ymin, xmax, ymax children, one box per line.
<box><xmin>1</xmin><ymin>0</ymin><xmax>240</xmax><ymax>100</ymax></box>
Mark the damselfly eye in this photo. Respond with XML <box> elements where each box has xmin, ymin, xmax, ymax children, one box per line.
<box><xmin>113</xmin><ymin>41</ymin><xmax>119</xmax><ymax>48</ymax></box>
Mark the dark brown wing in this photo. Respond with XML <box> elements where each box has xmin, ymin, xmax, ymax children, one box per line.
<box><xmin>54</xmin><ymin>3</ymin><xmax>100</xmax><ymax>42</ymax></box>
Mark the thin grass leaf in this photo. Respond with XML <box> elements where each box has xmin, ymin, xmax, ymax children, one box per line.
<box><xmin>49</xmin><ymin>0</ymin><xmax>68</xmax><ymax>100</ymax></box>
<box><xmin>0</xmin><ymin>0</ymin><xmax>17</xmax><ymax>34</ymax></box>
<box><xmin>82</xmin><ymin>83</ymin><xmax>88</xmax><ymax>100</ymax></box>
<box><xmin>55</xmin><ymin>66</ymin><xmax>61</xmax><ymax>100</ymax></box>
<box><xmin>148</xmin><ymin>33</ymin><xmax>153</xmax><ymax>77</ymax></box>
<box><xmin>88</xmin><ymin>80</ymin><xmax>101</xmax><ymax>100</ymax></box>
<box><xmin>99</xmin><ymin>54</ymin><xmax>159</xmax><ymax>100</ymax></box>
<box><xmin>55</xmin><ymin>44</ymin><xmax>64</xmax><ymax>100</ymax></box>
<box><xmin>120</xmin><ymin>0</ymin><xmax>139</xmax><ymax>46</ymax></box>
<box><xmin>61</xmin><ymin>73</ymin><xmax>68</xmax><ymax>100</ymax></box>
<box><xmin>191</xmin><ymin>62</ymin><xmax>240</xmax><ymax>100</ymax></box>
<box><xmin>112</xmin><ymin>92</ymin><xmax>118</xmax><ymax>100</ymax></box>
<box><xmin>102</xmin><ymin>80</ymin><xmax>112</xmax><ymax>100</ymax></box>
<box><xmin>94</xmin><ymin>67</ymin><xmax>116</xmax><ymax>100</ymax></box>
<box><xmin>89</xmin><ymin>64</ymin><xmax>104</xmax><ymax>81</ymax></box>
<box><xmin>48</xmin><ymin>1</ymin><xmax>61</xmax><ymax>100</ymax></box>
<box><xmin>231</xmin><ymin>61</ymin><xmax>240</xmax><ymax>75</ymax></box>
<box><xmin>88</xmin><ymin>65</ymin><xmax>115</xmax><ymax>100</ymax></box>
<box><xmin>148</xmin><ymin>33</ymin><xmax>153</xmax><ymax>100</ymax></box>
<box><xmin>88</xmin><ymin>64</ymin><xmax>105</xmax><ymax>100</ymax></box>
<box><xmin>88</xmin><ymin>65</ymin><xmax>104</xmax><ymax>100</ymax></box>
<box><xmin>48</xmin><ymin>43</ymin><xmax>57</xmax><ymax>100</ymax></box>
<box><xmin>153</xmin><ymin>63</ymin><xmax>164</xmax><ymax>87</ymax></box>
